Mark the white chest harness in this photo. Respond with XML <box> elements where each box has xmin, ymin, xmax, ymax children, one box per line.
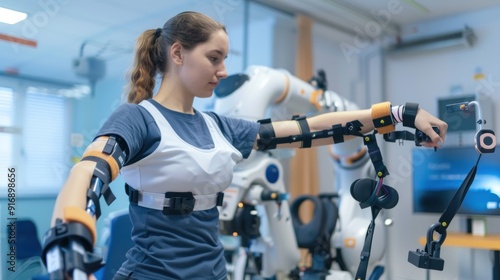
<box><xmin>121</xmin><ymin>100</ymin><xmax>242</xmax><ymax>214</ymax></box>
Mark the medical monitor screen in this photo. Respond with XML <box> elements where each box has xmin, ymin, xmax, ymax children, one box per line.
<box><xmin>412</xmin><ymin>146</ymin><xmax>500</xmax><ymax>216</ymax></box>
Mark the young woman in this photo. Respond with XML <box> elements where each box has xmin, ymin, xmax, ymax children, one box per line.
<box><xmin>47</xmin><ymin>11</ymin><xmax>447</xmax><ymax>280</ymax></box>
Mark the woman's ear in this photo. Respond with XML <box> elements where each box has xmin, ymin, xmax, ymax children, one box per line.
<box><xmin>170</xmin><ymin>42</ymin><xmax>183</xmax><ymax>65</ymax></box>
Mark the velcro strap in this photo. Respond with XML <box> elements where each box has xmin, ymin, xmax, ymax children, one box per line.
<box><xmin>292</xmin><ymin>115</ymin><xmax>312</xmax><ymax>148</ymax></box>
<box><xmin>81</xmin><ymin>150</ymin><xmax>120</xmax><ymax>181</ymax></box>
<box><xmin>331</xmin><ymin>124</ymin><xmax>345</xmax><ymax>144</ymax></box>
<box><xmin>101</xmin><ymin>184</ymin><xmax>116</xmax><ymax>206</ymax></box>
<box><xmin>371</xmin><ymin>101</ymin><xmax>395</xmax><ymax>134</ymax></box>
<box><xmin>63</xmin><ymin>206</ymin><xmax>97</xmax><ymax>244</ymax></box>
<box><xmin>403</xmin><ymin>102</ymin><xmax>419</xmax><ymax>128</ymax></box>
<box><xmin>257</xmin><ymin>118</ymin><xmax>277</xmax><ymax>151</ymax></box>
<box><xmin>128</xmin><ymin>188</ymin><xmax>223</xmax><ymax>214</ymax></box>
<box><xmin>81</xmin><ymin>156</ymin><xmax>116</xmax><ymax>206</ymax></box>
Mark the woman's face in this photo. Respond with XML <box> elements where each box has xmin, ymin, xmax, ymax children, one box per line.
<box><xmin>179</xmin><ymin>30</ymin><xmax>229</xmax><ymax>98</ymax></box>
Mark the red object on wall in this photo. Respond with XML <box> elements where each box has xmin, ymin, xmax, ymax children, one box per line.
<box><xmin>0</xmin><ymin>33</ymin><xmax>37</xmax><ymax>47</ymax></box>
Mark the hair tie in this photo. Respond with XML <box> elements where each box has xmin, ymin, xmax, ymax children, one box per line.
<box><xmin>154</xmin><ymin>28</ymin><xmax>162</xmax><ymax>40</ymax></box>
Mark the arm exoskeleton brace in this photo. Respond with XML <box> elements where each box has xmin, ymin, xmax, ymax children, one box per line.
<box><xmin>256</xmin><ymin>115</ymin><xmax>365</xmax><ymax>151</ymax></box>
<box><xmin>80</xmin><ymin>135</ymin><xmax>127</xmax><ymax>220</ymax></box>
<box><xmin>41</xmin><ymin>208</ymin><xmax>103</xmax><ymax>279</ymax></box>
<box><xmin>41</xmin><ymin>135</ymin><xmax>128</xmax><ymax>278</ymax></box>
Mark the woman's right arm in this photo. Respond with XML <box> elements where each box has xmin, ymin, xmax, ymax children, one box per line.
<box><xmin>50</xmin><ymin>137</ymin><xmax>109</xmax><ymax>226</ymax></box>
<box><xmin>51</xmin><ymin>103</ymin><xmax>145</xmax><ymax>224</ymax></box>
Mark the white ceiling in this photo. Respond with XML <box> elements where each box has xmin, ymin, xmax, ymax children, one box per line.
<box><xmin>342</xmin><ymin>0</ymin><xmax>500</xmax><ymax>26</ymax></box>
<box><xmin>1</xmin><ymin>0</ymin><xmax>500</xmax><ymax>86</ymax></box>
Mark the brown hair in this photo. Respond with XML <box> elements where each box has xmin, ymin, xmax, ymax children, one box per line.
<box><xmin>126</xmin><ymin>11</ymin><xmax>226</xmax><ymax>104</ymax></box>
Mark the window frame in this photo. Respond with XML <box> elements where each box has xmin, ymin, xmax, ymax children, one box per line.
<box><xmin>0</xmin><ymin>76</ymin><xmax>73</xmax><ymax>198</ymax></box>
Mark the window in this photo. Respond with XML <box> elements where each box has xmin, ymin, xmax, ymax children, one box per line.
<box><xmin>0</xmin><ymin>87</ymin><xmax>15</xmax><ymax>184</ymax></box>
<box><xmin>0</xmin><ymin>79</ymin><xmax>71</xmax><ymax>197</ymax></box>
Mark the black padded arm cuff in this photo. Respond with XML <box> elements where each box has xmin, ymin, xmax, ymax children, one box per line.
<box><xmin>293</xmin><ymin>115</ymin><xmax>312</xmax><ymax>148</ymax></box>
<box><xmin>257</xmin><ymin>118</ymin><xmax>276</xmax><ymax>151</ymax></box>
<box><xmin>402</xmin><ymin>102</ymin><xmax>419</xmax><ymax>128</ymax></box>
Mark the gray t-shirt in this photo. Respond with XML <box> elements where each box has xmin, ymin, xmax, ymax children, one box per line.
<box><xmin>96</xmin><ymin>99</ymin><xmax>260</xmax><ymax>279</ymax></box>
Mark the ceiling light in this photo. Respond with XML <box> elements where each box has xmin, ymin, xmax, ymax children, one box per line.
<box><xmin>0</xmin><ymin>7</ymin><xmax>28</xmax><ymax>24</ymax></box>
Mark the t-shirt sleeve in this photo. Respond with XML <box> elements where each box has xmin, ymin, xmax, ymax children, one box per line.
<box><xmin>95</xmin><ymin>103</ymin><xmax>155</xmax><ymax>165</ymax></box>
<box><xmin>204</xmin><ymin>112</ymin><xmax>260</xmax><ymax>159</ymax></box>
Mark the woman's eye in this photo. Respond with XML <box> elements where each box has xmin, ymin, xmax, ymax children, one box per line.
<box><xmin>210</xmin><ymin>57</ymin><xmax>218</xmax><ymax>62</ymax></box>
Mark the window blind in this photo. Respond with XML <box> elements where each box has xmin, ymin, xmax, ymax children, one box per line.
<box><xmin>0</xmin><ymin>85</ymin><xmax>70</xmax><ymax>196</ymax></box>
<box><xmin>0</xmin><ymin>88</ymin><xmax>14</xmax><ymax>189</ymax></box>
<box><xmin>24</xmin><ymin>91</ymin><xmax>68</xmax><ymax>192</ymax></box>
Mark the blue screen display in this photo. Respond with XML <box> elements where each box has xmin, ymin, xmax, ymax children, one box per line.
<box><xmin>412</xmin><ymin>146</ymin><xmax>500</xmax><ymax>215</ymax></box>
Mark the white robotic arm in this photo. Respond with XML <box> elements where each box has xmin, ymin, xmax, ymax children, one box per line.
<box><xmin>216</xmin><ymin>65</ymin><xmax>334</xmax><ymax>278</ymax></box>
<box><xmin>214</xmin><ymin>65</ymin><xmax>386</xmax><ymax>279</ymax></box>
<box><xmin>214</xmin><ymin>65</ymin><xmax>354</xmax><ymax>121</ymax></box>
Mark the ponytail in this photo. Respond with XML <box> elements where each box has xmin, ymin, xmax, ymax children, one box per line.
<box><xmin>126</xmin><ymin>28</ymin><xmax>167</xmax><ymax>104</ymax></box>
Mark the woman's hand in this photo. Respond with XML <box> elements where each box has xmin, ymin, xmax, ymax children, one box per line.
<box><xmin>414</xmin><ymin>107</ymin><xmax>448</xmax><ymax>148</ymax></box>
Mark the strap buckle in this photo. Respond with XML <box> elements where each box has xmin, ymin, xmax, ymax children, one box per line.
<box><xmin>164</xmin><ymin>192</ymin><xmax>195</xmax><ymax>215</ymax></box>
<box><xmin>126</xmin><ymin>186</ymin><xmax>224</xmax><ymax>215</ymax></box>
<box><xmin>216</xmin><ymin>192</ymin><xmax>224</xmax><ymax>206</ymax></box>
<box><xmin>128</xmin><ymin>187</ymin><xmax>139</xmax><ymax>204</ymax></box>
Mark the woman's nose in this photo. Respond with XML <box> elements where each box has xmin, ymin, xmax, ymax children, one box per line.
<box><xmin>216</xmin><ymin>68</ymin><xmax>228</xmax><ymax>79</ymax></box>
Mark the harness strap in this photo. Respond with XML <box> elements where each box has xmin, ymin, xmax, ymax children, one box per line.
<box><xmin>127</xmin><ymin>186</ymin><xmax>224</xmax><ymax>215</ymax></box>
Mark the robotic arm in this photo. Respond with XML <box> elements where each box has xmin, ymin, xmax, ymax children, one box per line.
<box><xmin>215</xmin><ymin>65</ymin><xmax>334</xmax><ymax>279</ymax></box>
<box><xmin>213</xmin><ymin>65</ymin><xmax>355</xmax><ymax>121</ymax></box>
<box><xmin>214</xmin><ymin>65</ymin><xmax>383</xmax><ymax>279</ymax></box>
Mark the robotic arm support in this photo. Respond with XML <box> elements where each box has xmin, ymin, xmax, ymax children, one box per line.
<box><xmin>215</xmin><ymin>66</ymin><xmax>366</xmax><ymax>278</ymax></box>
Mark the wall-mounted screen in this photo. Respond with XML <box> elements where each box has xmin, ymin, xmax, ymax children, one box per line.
<box><xmin>412</xmin><ymin>146</ymin><xmax>500</xmax><ymax>216</ymax></box>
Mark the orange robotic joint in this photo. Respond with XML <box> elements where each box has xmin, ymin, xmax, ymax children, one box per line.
<box><xmin>329</xmin><ymin>146</ymin><xmax>367</xmax><ymax>165</ymax></box>
<box><xmin>309</xmin><ymin>89</ymin><xmax>323</xmax><ymax>111</ymax></box>
<box><xmin>274</xmin><ymin>75</ymin><xmax>290</xmax><ymax>104</ymax></box>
